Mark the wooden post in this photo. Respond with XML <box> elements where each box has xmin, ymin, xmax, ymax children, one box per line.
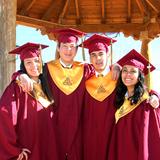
<box><xmin>140</xmin><ymin>31</ymin><xmax>152</xmax><ymax>90</ymax></box>
<box><xmin>0</xmin><ymin>0</ymin><xmax>17</xmax><ymax>96</ymax></box>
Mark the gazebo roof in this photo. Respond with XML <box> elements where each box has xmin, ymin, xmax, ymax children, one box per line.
<box><xmin>17</xmin><ymin>0</ymin><xmax>160</xmax><ymax>40</ymax></box>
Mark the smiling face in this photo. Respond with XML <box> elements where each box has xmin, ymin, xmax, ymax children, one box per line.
<box><xmin>57</xmin><ymin>42</ymin><xmax>77</xmax><ymax>65</ymax></box>
<box><xmin>90</xmin><ymin>50</ymin><xmax>108</xmax><ymax>72</ymax></box>
<box><xmin>24</xmin><ymin>56</ymin><xmax>41</xmax><ymax>81</ymax></box>
<box><xmin>121</xmin><ymin>65</ymin><xmax>139</xmax><ymax>89</ymax></box>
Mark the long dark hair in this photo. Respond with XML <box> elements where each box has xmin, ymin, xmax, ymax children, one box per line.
<box><xmin>114</xmin><ymin>70</ymin><xmax>145</xmax><ymax>109</ymax></box>
<box><xmin>20</xmin><ymin>61</ymin><xmax>54</xmax><ymax>102</ymax></box>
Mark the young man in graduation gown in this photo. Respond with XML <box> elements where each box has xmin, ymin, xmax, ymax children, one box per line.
<box><xmin>0</xmin><ymin>43</ymin><xmax>58</xmax><ymax>160</ymax></box>
<box><xmin>108</xmin><ymin>49</ymin><xmax>160</xmax><ymax>160</ymax></box>
<box><xmin>81</xmin><ymin>34</ymin><xmax>118</xmax><ymax>160</ymax></box>
<box><xmin>44</xmin><ymin>28</ymin><xmax>96</xmax><ymax>160</ymax></box>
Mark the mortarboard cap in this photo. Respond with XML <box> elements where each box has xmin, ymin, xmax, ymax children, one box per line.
<box><xmin>117</xmin><ymin>49</ymin><xmax>155</xmax><ymax>75</ymax></box>
<box><xmin>9</xmin><ymin>42</ymin><xmax>48</xmax><ymax>61</ymax></box>
<box><xmin>49</xmin><ymin>28</ymin><xmax>86</xmax><ymax>43</ymax></box>
<box><xmin>80</xmin><ymin>34</ymin><xmax>117</xmax><ymax>54</ymax></box>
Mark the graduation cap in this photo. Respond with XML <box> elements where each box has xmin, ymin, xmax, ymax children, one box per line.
<box><xmin>80</xmin><ymin>34</ymin><xmax>117</xmax><ymax>54</ymax></box>
<box><xmin>117</xmin><ymin>49</ymin><xmax>155</xmax><ymax>75</ymax></box>
<box><xmin>49</xmin><ymin>28</ymin><xmax>86</xmax><ymax>43</ymax></box>
<box><xmin>9</xmin><ymin>42</ymin><xmax>48</xmax><ymax>61</ymax></box>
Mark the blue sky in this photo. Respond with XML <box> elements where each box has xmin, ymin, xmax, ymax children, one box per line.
<box><xmin>16</xmin><ymin>25</ymin><xmax>160</xmax><ymax>91</ymax></box>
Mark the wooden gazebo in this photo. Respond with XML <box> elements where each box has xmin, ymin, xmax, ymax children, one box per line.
<box><xmin>0</xmin><ymin>0</ymin><xmax>160</xmax><ymax>95</ymax></box>
<box><xmin>17</xmin><ymin>0</ymin><xmax>160</xmax><ymax>39</ymax></box>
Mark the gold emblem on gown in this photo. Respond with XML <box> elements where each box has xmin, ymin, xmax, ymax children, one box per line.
<box><xmin>63</xmin><ymin>77</ymin><xmax>72</xmax><ymax>86</ymax></box>
<box><xmin>96</xmin><ymin>74</ymin><xmax>106</xmax><ymax>93</ymax></box>
<box><xmin>33</xmin><ymin>83</ymin><xmax>46</xmax><ymax>98</ymax></box>
<box><xmin>118</xmin><ymin>106</ymin><xmax>124</xmax><ymax>114</ymax></box>
<box><xmin>97</xmin><ymin>85</ymin><xmax>106</xmax><ymax>93</ymax></box>
<box><xmin>32</xmin><ymin>82</ymin><xmax>52</xmax><ymax>108</ymax></box>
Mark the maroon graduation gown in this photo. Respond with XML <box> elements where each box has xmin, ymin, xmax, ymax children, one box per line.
<box><xmin>108</xmin><ymin>98</ymin><xmax>160</xmax><ymax>160</ymax></box>
<box><xmin>45</xmin><ymin>61</ymin><xmax>94</xmax><ymax>160</ymax></box>
<box><xmin>0</xmin><ymin>81</ymin><xmax>58</xmax><ymax>160</ymax></box>
<box><xmin>83</xmin><ymin>72</ymin><xmax>117</xmax><ymax>160</ymax></box>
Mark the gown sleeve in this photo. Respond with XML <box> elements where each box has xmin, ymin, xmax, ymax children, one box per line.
<box><xmin>0</xmin><ymin>82</ymin><xmax>22</xmax><ymax>160</ymax></box>
<box><xmin>148</xmin><ymin>104</ymin><xmax>160</xmax><ymax>160</ymax></box>
<box><xmin>84</xmin><ymin>63</ymin><xmax>95</xmax><ymax>80</ymax></box>
<box><xmin>149</xmin><ymin>89</ymin><xmax>160</xmax><ymax>100</ymax></box>
<box><xmin>11</xmin><ymin>70</ymin><xmax>23</xmax><ymax>81</ymax></box>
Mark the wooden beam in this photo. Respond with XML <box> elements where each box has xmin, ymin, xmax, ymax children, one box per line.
<box><xmin>19</xmin><ymin>0</ymin><xmax>36</xmax><ymax>15</ymax></box>
<box><xmin>16</xmin><ymin>15</ymin><xmax>146</xmax><ymax>33</ymax></box>
<box><xmin>16</xmin><ymin>14</ymin><xmax>73</xmax><ymax>28</ymax></box>
<box><xmin>127</xmin><ymin>0</ymin><xmax>131</xmax><ymax>22</ymax></box>
<box><xmin>41</xmin><ymin>2</ymin><xmax>57</xmax><ymax>21</ymax></box>
<box><xmin>74</xmin><ymin>0</ymin><xmax>81</xmax><ymax>24</ymax></box>
<box><xmin>101</xmin><ymin>0</ymin><xmax>105</xmax><ymax>23</ymax></box>
<box><xmin>58</xmin><ymin>0</ymin><xmax>70</xmax><ymax>23</ymax></box>
<box><xmin>146</xmin><ymin>0</ymin><xmax>160</xmax><ymax>13</ymax></box>
<box><xmin>135</xmin><ymin>0</ymin><xmax>148</xmax><ymax>15</ymax></box>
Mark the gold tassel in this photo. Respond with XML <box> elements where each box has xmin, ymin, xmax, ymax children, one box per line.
<box><xmin>81</xmin><ymin>36</ymin><xmax>86</xmax><ymax>61</ymax></box>
<box><xmin>110</xmin><ymin>38</ymin><xmax>113</xmax><ymax>65</ymax></box>
<box><xmin>38</xmin><ymin>44</ymin><xmax>43</xmax><ymax>74</ymax></box>
<box><xmin>147</xmin><ymin>63</ymin><xmax>151</xmax><ymax>91</ymax></box>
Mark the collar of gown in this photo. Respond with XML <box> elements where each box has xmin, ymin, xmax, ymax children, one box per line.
<box><xmin>95</xmin><ymin>66</ymin><xmax>110</xmax><ymax>77</ymax></box>
<box><xmin>59</xmin><ymin>58</ymin><xmax>73</xmax><ymax>69</ymax></box>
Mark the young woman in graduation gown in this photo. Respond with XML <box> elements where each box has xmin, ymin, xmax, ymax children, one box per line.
<box><xmin>108</xmin><ymin>49</ymin><xmax>160</xmax><ymax>160</ymax></box>
<box><xmin>0</xmin><ymin>43</ymin><xmax>58</xmax><ymax>160</ymax></box>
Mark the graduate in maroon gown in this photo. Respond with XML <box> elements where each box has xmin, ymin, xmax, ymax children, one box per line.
<box><xmin>81</xmin><ymin>34</ymin><xmax>118</xmax><ymax>160</ymax></box>
<box><xmin>108</xmin><ymin>49</ymin><xmax>160</xmax><ymax>160</ymax></box>
<box><xmin>0</xmin><ymin>43</ymin><xmax>58</xmax><ymax>160</ymax></box>
<box><xmin>44</xmin><ymin>28</ymin><xmax>96</xmax><ymax>160</ymax></box>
